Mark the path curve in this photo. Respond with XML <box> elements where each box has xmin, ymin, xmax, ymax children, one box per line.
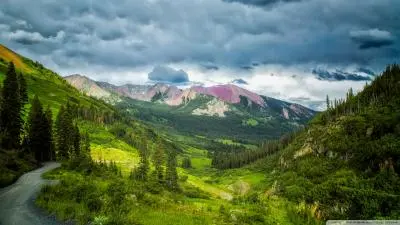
<box><xmin>0</xmin><ymin>162</ymin><xmax>65</xmax><ymax>225</ymax></box>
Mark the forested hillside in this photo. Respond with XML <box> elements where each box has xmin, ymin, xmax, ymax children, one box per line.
<box><xmin>0</xmin><ymin>44</ymin><xmax>176</xmax><ymax>188</ymax></box>
<box><xmin>248</xmin><ymin>64</ymin><xmax>400</xmax><ymax>220</ymax></box>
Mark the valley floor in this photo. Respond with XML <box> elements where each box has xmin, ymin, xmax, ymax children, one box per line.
<box><xmin>35</xmin><ymin>131</ymin><xmax>319</xmax><ymax>225</ymax></box>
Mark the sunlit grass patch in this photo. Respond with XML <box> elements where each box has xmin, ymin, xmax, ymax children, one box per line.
<box><xmin>0</xmin><ymin>44</ymin><xmax>31</xmax><ymax>72</ymax></box>
<box><xmin>91</xmin><ymin>145</ymin><xmax>139</xmax><ymax>175</ymax></box>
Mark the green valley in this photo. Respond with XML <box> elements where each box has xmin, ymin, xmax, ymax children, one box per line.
<box><xmin>1</xmin><ymin>44</ymin><xmax>400</xmax><ymax>225</ymax></box>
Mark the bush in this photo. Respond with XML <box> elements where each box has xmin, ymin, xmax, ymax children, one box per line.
<box><xmin>183</xmin><ymin>185</ymin><xmax>210</xmax><ymax>199</ymax></box>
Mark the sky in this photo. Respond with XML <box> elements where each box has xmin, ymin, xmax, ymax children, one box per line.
<box><xmin>0</xmin><ymin>0</ymin><xmax>399</xmax><ymax>110</ymax></box>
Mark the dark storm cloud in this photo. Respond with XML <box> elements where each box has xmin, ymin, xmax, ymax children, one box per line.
<box><xmin>312</xmin><ymin>69</ymin><xmax>372</xmax><ymax>81</ymax></box>
<box><xmin>201</xmin><ymin>64</ymin><xmax>219</xmax><ymax>71</ymax></box>
<box><xmin>357</xmin><ymin>67</ymin><xmax>375</xmax><ymax>76</ymax></box>
<box><xmin>350</xmin><ymin>29</ymin><xmax>395</xmax><ymax>49</ymax></box>
<box><xmin>240</xmin><ymin>65</ymin><xmax>254</xmax><ymax>70</ymax></box>
<box><xmin>0</xmin><ymin>0</ymin><xmax>399</xmax><ymax>73</ymax></box>
<box><xmin>148</xmin><ymin>66</ymin><xmax>189</xmax><ymax>83</ymax></box>
<box><xmin>223</xmin><ymin>0</ymin><xmax>302</xmax><ymax>7</ymax></box>
<box><xmin>231</xmin><ymin>78</ymin><xmax>249</xmax><ymax>85</ymax></box>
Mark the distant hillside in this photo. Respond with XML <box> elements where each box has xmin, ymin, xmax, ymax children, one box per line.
<box><xmin>65</xmin><ymin>74</ymin><xmax>316</xmax><ymax>141</ymax></box>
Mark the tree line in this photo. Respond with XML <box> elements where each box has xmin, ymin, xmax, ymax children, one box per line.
<box><xmin>324</xmin><ymin>64</ymin><xmax>400</xmax><ymax>122</ymax></box>
<box><xmin>211</xmin><ymin>132</ymin><xmax>297</xmax><ymax>169</ymax></box>
<box><xmin>0</xmin><ymin>62</ymin><xmax>54</xmax><ymax>162</ymax></box>
<box><xmin>0</xmin><ymin>62</ymin><xmax>90</xmax><ymax>164</ymax></box>
<box><xmin>130</xmin><ymin>137</ymin><xmax>180</xmax><ymax>191</ymax></box>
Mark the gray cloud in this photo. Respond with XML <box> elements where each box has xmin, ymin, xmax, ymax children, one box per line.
<box><xmin>0</xmin><ymin>0</ymin><xmax>399</xmax><ymax>109</ymax></box>
<box><xmin>148</xmin><ymin>65</ymin><xmax>189</xmax><ymax>83</ymax></box>
<box><xmin>312</xmin><ymin>68</ymin><xmax>373</xmax><ymax>81</ymax></box>
<box><xmin>0</xmin><ymin>0</ymin><xmax>398</xmax><ymax>71</ymax></box>
<box><xmin>231</xmin><ymin>78</ymin><xmax>249</xmax><ymax>85</ymax></box>
<box><xmin>240</xmin><ymin>65</ymin><xmax>254</xmax><ymax>70</ymax></box>
<box><xmin>223</xmin><ymin>0</ymin><xmax>302</xmax><ymax>7</ymax></box>
<box><xmin>350</xmin><ymin>29</ymin><xmax>395</xmax><ymax>49</ymax></box>
<box><xmin>201</xmin><ymin>64</ymin><xmax>219</xmax><ymax>71</ymax></box>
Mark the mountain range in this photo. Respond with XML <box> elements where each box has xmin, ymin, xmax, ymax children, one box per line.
<box><xmin>66</xmin><ymin>74</ymin><xmax>315</xmax><ymax>120</ymax></box>
<box><xmin>65</xmin><ymin>74</ymin><xmax>316</xmax><ymax>142</ymax></box>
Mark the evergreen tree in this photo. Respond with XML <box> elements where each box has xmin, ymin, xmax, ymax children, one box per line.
<box><xmin>81</xmin><ymin>131</ymin><xmax>91</xmax><ymax>158</ymax></box>
<box><xmin>152</xmin><ymin>139</ymin><xmax>165</xmax><ymax>182</ymax></box>
<box><xmin>165</xmin><ymin>150</ymin><xmax>179</xmax><ymax>190</ymax></box>
<box><xmin>55</xmin><ymin>104</ymin><xmax>75</xmax><ymax>159</ymax></box>
<box><xmin>0</xmin><ymin>62</ymin><xmax>23</xmax><ymax>150</ymax></box>
<box><xmin>181</xmin><ymin>157</ymin><xmax>192</xmax><ymax>169</ymax></box>
<box><xmin>326</xmin><ymin>95</ymin><xmax>330</xmax><ymax>110</ymax></box>
<box><xmin>44</xmin><ymin>107</ymin><xmax>55</xmax><ymax>160</ymax></box>
<box><xmin>18</xmin><ymin>73</ymin><xmax>28</xmax><ymax>105</ymax></box>
<box><xmin>55</xmin><ymin>103</ymin><xmax>84</xmax><ymax>160</ymax></box>
<box><xmin>55</xmin><ymin>105</ymin><xmax>68</xmax><ymax>159</ymax></box>
<box><xmin>136</xmin><ymin>138</ymin><xmax>149</xmax><ymax>180</ymax></box>
<box><xmin>27</xmin><ymin>95</ymin><xmax>52</xmax><ymax>162</ymax></box>
<box><xmin>72</xmin><ymin>124</ymin><xmax>81</xmax><ymax>157</ymax></box>
<box><xmin>41</xmin><ymin>106</ymin><xmax>53</xmax><ymax>162</ymax></box>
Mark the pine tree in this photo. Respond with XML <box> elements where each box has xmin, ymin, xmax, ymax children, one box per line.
<box><xmin>326</xmin><ymin>95</ymin><xmax>330</xmax><ymax>110</ymax></box>
<box><xmin>0</xmin><ymin>62</ymin><xmax>23</xmax><ymax>150</ymax></box>
<box><xmin>136</xmin><ymin>138</ymin><xmax>149</xmax><ymax>180</ymax></box>
<box><xmin>165</xmin><ymin>150</ymin><xmax>179</xmax><ymax>190</ymax></box>
<box><xmin>27</xmin><ymin>95</ymin><xmax>51</xmax><ymax>162</ymax></box>
<box><xmin>81</xmin><ymin>131</ymin><xmax>91</xmax><ymax>158</ymax></box>
<box><xmin>181</xmin><ymin>157</ymin><xmax>192</xmax><ymax>169</ymax></box>
<box><xmin>55</xmin><ymin>105</ymin><xmax>74</xmax><ymax>159</ymax></box>
<box><xmin>41</xmin><ymin>106</ymin><xmax>53</xmax><ymax>162</ymax></box>
<box><xmin>55</xmin><ymin>103</ymin><xmax>82</xmax><ymax>160</ymax></box>
<box><xmin>44</xmin><ymin>107</ymin><xmax>55</xmax><ymax>160</ymax></box>
<box><xmin>72</xmin><ymin>124</ymin><xmax>81</xmax><ymax>157</ymax></box>
<box><xmin>18</xmin><ymin>73</ymin><xmax>28</xmax><ymax>105</ymax></box>
<box><xmin>55</xmin><ymin>106</ymin><xmax>68</xmax><ymax>159</ymax></box>
<box><xmin>152</xmin><ymin>139</ymin><xmax>165</xmax><ymax>182</ymax></box>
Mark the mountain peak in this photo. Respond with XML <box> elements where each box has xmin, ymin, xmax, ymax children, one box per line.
<box><xmin>192</xmin><ymin>84</ymin><xmax>265</xmax><ymax>106</ymax></box>
<box><xmin>65</xmin><ymin>74</ymin><xmax>111</xmax><ymax>99</ymax></box>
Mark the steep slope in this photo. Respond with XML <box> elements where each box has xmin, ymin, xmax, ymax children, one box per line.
<box><xmin>0</xmin><ymin>45</ymin><xmax>115</xmax><ymax>114</ymax></box>
<box><xmin>250</xmin><ymin>65</ymin><xmax>400</xmax><ymax>221</ymax></box>
<box><xmin>0</xmin><ymin>44</ymin><xmax>151</xmax><ymax>187</ymax></box>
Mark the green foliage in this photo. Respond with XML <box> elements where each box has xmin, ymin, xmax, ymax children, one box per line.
<box><xmin>212</xmin><ymin>131</ymin><xmax>298</xmax><ymax>169</ymax></box>
<box><xmin>152</xmin><ymin>139</ymin><xmax>165</xmax><ymax>182</ymax></box>
<box><xmin>254</xmin><ymin>64</ymin><xmax>400</xmax><ymax>221</ymax></box>
<box><xmin>18</xmin><ymin>72</ymin><xmax>28</xmax><ymax>105</ymax></box>
<box><xmin>131</xmin><ymin>144</ymin><xmax>149</xmax><ymax>181</ymax></box>
<box><xmin>54</xmin><ymin>103</ymin><xmax>84</xmax><ymax>160</ymax></box>
<box><xmin>181</xmin><ymin>156</ymin><xmax>192</xmax><ymax>169</ymax></box>
<box><xmin>0</xmin><ymin>149</ymin><xmax>36</xmax><ymax>187</ymax></box>
<box><xmin>37</xmin><ymin>161</ymin><xmax>225</xmax><ymax>225</ymax></box>
<box><xmin>165</xmin><ymin>150</ymin><xmax>179</xmax><ymax>191</ymax></box>
<box><xmin>26</xmin><ymin>95</ymin><xmax>53</xmax><ymax>162</ymax></box>
<box><xmin>0</xmin><ymin>62</ymin><xmax>24</xmax><ymax>149</ymax></box>
<box><xmin>242</xmin><ymin>118</ymin><xmax>259</xmax><ymax>127</ymax></box>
